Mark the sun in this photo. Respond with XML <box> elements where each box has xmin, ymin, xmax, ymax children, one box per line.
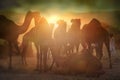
<box><xmin>47</xmin><ymin>15</ymin><xmax>59</xmax><ymax>24</ymax></box>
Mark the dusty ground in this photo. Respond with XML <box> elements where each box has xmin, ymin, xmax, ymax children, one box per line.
<box><xmin>0</xmin><ymin>49</ymin><xmax>120</xmax><ymax>80</ymax></box>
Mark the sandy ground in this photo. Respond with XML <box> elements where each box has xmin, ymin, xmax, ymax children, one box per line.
<box><xmin>0</xmin><ymin>49</ymin><xmax>120</xmax><ymax>80</ymax></box>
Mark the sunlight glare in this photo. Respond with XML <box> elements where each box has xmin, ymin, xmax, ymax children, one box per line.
<box><xmin>48</xmin><ymin>15</ymin><xmax>59</xmax><ymax>24</ymax></box>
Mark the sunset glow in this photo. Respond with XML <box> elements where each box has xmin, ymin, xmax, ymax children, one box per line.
<box><xmin>47</xmin><ymin>15</ymin><xmax>59</xmax><ymax>24</ymax></box>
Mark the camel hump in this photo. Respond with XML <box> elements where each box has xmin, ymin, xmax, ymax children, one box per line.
<box><xmin>82</xmin><ymin>18</ymin><xmax>101</xmax><ymax>30</ymax></box>
<box><xmin>91</xmin><ymin>18</ymin><xmax>100</xmax><ymax>24</ymax></box>
<box><xmin>0</xmin><ymin>15</ymin><xmax>17</xmax><ymax>34</ymax></box>
<box><xmin>82</xmin><ymin>18</ymin><xmax>103</xmax><ymax>31</ymax></box>
<box><xmin>89</xmin><ymin>18</ymin><xmax>102</xmax><ymax>27</ymax></box>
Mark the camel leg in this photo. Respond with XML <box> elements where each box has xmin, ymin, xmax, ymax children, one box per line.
<box><xmin>70</xmin><ymin>44</ymin><xmax>74</xmax><ymax>53</ymax></box>
<box><xmin>66</xmin><ymin>45</ymin><xmax>71</xmax><ymax>55</ymax></box>
<box><xmin>95</xmin><ymin>43</ymin><xmax>103</xmax><ymax>60</ymax></box>
<box><xmin>8</xmin><ymin>43</ymin><xmax>12</xmax><ymax>69</ymax></box>
<box><xmin>41</xmin><ymin>46</ymin><xmax>48</xmax><ymax>72</ymax></box>
<box><xmin>20</xmin><ymin>42</ymin><xmax>28</xmax><ymax>65</ymax></box>
<box><xmin>105</xmin><ymin>39</ymin><xmax>112</xmax><ymax>68</ymax></box>
<box><xmin>14</xmin><ymin>42</ymin><xmax>28</xmax><ymax>65</ymax></box>
<box><xmin>76</xmin><ymin>43</ymin><xmax>80</xmax><ymax>53</ymax></box>
<box><xmin>38</xmin><ymin>47</ymin><xmax>41</xmax><ymax>70</ymax></box>
<box><xmin>80</xmin><ymin>39</ymin><xmax>86</xmax><ymax>49</ymax></box>
<box><xmin>43</xmin><ymin>47</ymin><xmax>48</xmax><ymax>72</ymax></box>
<box><xmin>34</xmin><ymin>44</ymin><xmax>40</xmax><ymax>70</ymax></box>
<box><xmin>107</xmin><ymin>48</ymin><xmax>112</xmax><ymax>69</ymax></box>
<box><xmin>49</xmin><ymin>59</ymin><xmax>55</xmax><ymax>70</ymax></box>
<box><xmin>21</xmin><ymin>43</ymin><xmax>28</xmax><ymax>65</ymax></box>
<box><xmin>48</xmin><ymin>49</ymin><xmax>55</xmax><ymax>71</ymax></box>
<box><xmin>14</xmin><ymin>43</ymin><xmax>20</xmax><ymax>55</ymax></box>
<box><xmin>21</xmin><ymin>37</ymin><xmax>29</xmax><ymax>65</ymax></box>
<box><xmin>14</xmin><ymin>43</ymin><xmax>27</xmax><ymax>65</ymax></box>
<box><xmin>87</xmin><ymin>42</ymin><xmax>93</xmax><ymax>54</ymax></box>
<box><xmin>40</xmin><ymin>47</ymin><xmax>43</xmax><ymax>71</ymax></box>
<box><xmin>48</xmin><ymin>46</ymin><xmax>56</xmax><ymax>71</ymax></box>
<box><xmin>69</xmin><ymin>43</ymin><xmax>75</xmax><ymax>54</ymax></box>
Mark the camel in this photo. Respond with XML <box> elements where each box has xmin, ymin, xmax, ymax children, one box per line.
<box><xmin>34</xmin><ymin>16</ymin><xmax>52</xmax><ymax>71</ymax></box>
<box><xmin>81</xmin><ymin>18</ymin><xmax>112</xmax><ymax>68</ymax></box>
<box><xmin>51</xmin><ymin>45</ymin><xmax>104</xmax><ymax>76</ymax></box>
<box><xmin>54</xmin><ymin>20</ymin><xmax>67</xmax><ymax>55</ymax></box>
<box><xmin>0</xmin><ymin>11</ymin><xmax>35</xmax><ymax>69</ymax></box>
<box><xmin>22</xmin><ymin>14</ymin><xmax>54</xmax><ymax>71</ymax></box>
<box><xmin>67</xmin><ymin>19</ymin><xmax>81</xmax><ymax>53</ymax></box>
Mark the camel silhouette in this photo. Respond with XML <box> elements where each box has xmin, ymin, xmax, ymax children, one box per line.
<box><xmin>51</xmin><ymin>45</ymin><xmax>103</xmax><ymax>76</ymax></box>
<box><xmin>54</xmin><ymin>20</ymin><xmax>67</xmax><ymax>55</ymax></box>
<box><xmin>0</xmin><ymin>11</ymin><xmax>35</xmax><ymax>69</ymax></box>
<box><xmin>22</xmin><ymin>13</ymin><xmax>54</xmax><ymax>71</ymax></box>
<box><xmin>81</xmin><ymin>18</ymin><xmax>112</xmax><ymax>68</ymax></box>
<box><xmin>67</xmin><ymin>19</ymin><xmax>81</xmax><ymax>53</ymax></box>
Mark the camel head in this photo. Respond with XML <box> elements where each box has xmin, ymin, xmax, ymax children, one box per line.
<box><xmin>40</xmin><ymin>17</ymin><xmax>48</xmax><ymax>24</ymax></box>
<box><xmin>57</xmin><ymin>20</ymin><xmax>66</xmax><ymax>26</ymax></box>
<box><xmin>27</xmin><ymin>10</ymin><xmax>40</xmax><ymax>17</ymax></box>
<box><xmin>71</xmin><ymin>19</ymin><xmax>81</xmax><ymax>29</ymax></box>
<box><xmin>71</xmin><ymin>19</ymin><xmax>81</xmax><ymax>24</ymax></box>
<box><xmin>25</xmin><ymin>10</ymin><xmax>34</xmax><ymax>19</ymax></box>
<box><xmin>57</xmin><ymin>20</ymin><xmax>67</xmax><ymax>30</ymax></box>
<box><xmin>32</xmin><ymin>11</ymin><xmax>41</xmax><ymax>26</ymax></box>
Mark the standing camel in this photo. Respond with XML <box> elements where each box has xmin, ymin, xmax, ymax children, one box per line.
<box><xmin>0</xmin><ymin>11</ymin><xmax>35</xmax><ymax>69</ymax></box>
<box><xmin>67</xmin><ymin>19</ymin><xmax>81</xmax><ymax>53</ymax></box>
<box><xmin>54</xmin><ymin>20</ymin><xmax>67</xmax><ymax>55</ymax></box>
<box><xmin>22</xmin><ymin>13</ymin><xmax>54</xmax><ymax>71</ymax></box>
<box><xmin>81</xmin><ymin>18</ymin><xmax>112</xmax><ymax>68</ymax></box>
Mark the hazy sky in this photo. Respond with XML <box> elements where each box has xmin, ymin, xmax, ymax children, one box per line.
<box><xmin>0</xmin><ymin>0</ymin><xmax>119</xmax><ymax>13</ymax></box>
<box><xmin>0</xmin><ymin>0</ymin><xmax>120</xmax><ymax>43</ymax></box>
<box><xmin>0</xmin><ymin>0</ymin><xmax>119</xmax><ymax>30</ymax></box>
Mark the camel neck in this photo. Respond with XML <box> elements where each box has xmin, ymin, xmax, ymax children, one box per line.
<box><xmin>18</xmin><ymin>12</ymin><xmax>33</xmax><ymax>34</ymax></box>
